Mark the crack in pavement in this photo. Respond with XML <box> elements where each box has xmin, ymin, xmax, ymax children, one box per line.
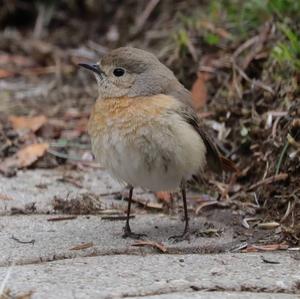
<box><xmin>0</xmin><ymin>253</ymin><xmax>298</xmax><ymax>297</ymax></box>
<box><xmin>0</xmin><ymin>241</ymin><xmax>244</xmax><ymax>268</ymax></box>
<box><xmin>122</xmin><ymin>288</ymin><xmax>300</xmax><ymax>298</ymax></box>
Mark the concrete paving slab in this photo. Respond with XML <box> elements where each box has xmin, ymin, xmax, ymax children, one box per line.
<box><xmin>1</xmin><ymin>168</ymin><xmax>298</xmax><ymax>299</ymax></box>
<box><xmin>0</xmin><ymin>168</ymin><xmax>163</xmax><ymax>215</ymax></box>
<box><xmin>139</xmin><ymin>292</ymin><xmax>298</xmax><ymax>299</ymax></box>
<box><xmin>0</xmin><ymin>168</ymin><xmax>123</xmax><ymax>214</ymax></box>
<box><xmin>0</xmin><ymin>253</ymin><xmax>299</xmax><ymax>299</ymax></box>
<box><xmin>0</xmin><ymin>214</ymin><xmax>234</xmax><ymax>266</ymax></box>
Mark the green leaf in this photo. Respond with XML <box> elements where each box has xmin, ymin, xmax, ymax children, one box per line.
<box><xmin>204</xmin><ymin>33</ymin><xmax>220</xmax><ymax>45</ymax></box>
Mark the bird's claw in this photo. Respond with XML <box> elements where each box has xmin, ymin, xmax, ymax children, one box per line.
<box><xmin>169</xmin><ymin>230</ymin><xmax>190</xmax><ymax>243</ymax></box>
<box><xmin>122</xmin><ymin>226</ymin><xmax>147</xmax><ymax>239</ymax></box>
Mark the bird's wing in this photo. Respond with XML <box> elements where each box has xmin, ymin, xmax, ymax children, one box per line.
<box><xmin>168</xmin><ymin>87</ymin><xmax>236</xmax><ymax>173</ymax></box>
<box><xmin>168</xmin><ymin>83</ymin><xmax>194</xmax><ymax>107</ymax></box>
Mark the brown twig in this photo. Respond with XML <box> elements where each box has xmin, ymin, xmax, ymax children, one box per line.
<box><xmin>126</xmin><ymin>196</ymin><xmax>164</xmax><ymax>210</ymax></box>
<box><xmin>231</xmin><ymin>60</ymin><xmax>274</xmax><ymax>94</ymax></box>
<box><xmin>280</xmin><ymin>200</ymin><xmax>294</xmax><ymax>223</ymax></box>
<box><xmin>57</xmin><ymin>176</ymin><xmax>83</xmax><ymax>188</ymax></box>
<box><xmin>248</xmin><ymin>173</ymin><xmax>288</xmax><ymax>191</ymax></box>
<box><xmin>200</xmin><ymin>20</ymin><xmax>232</xmax><ymax>39</ymax></box>
<box><xmin>11</xmin><ymin>235</ymin><xmax>35</xmax><ymax>245</ymax></box>
<box><xmin>132</xmin><ymin>240</ymin><xmax>167</xmax><ymax>253</ymax></box>
<box><xmin>70</xmin><ymin>242</ymin><xmax>94</xmax><ymax>251</ymax></box>
<box><xmin>241</xmin><ymin>22</ymin><xmax>272</xmax><ymax>70</ymax></box>
<box><xmin>98</xmin><ymin>191</ymin><xmax>122</xmax><ymax>197</ymax></box>
<box><xmin>47</xmin><ymin>216</ymin><xmax>77</xmax><ymax>221</ymax></box>
<box><xmin>101</xmin><ymin>215</ymin><xmax>135</xmax><ymax>221</ymax></box>
<box><xmin>233</xmin><ymin>36</ymin><xmax>260</xmax><ymax>58</ymax></box>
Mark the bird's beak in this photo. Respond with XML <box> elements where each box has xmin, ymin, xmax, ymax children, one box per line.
<box><xmin>78</xmin><ymin>63</ymin><xmax>105</xmax><ymax>76</ymax></box>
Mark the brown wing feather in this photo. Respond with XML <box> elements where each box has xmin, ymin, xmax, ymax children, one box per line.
<box><xmin>180</xmin><ymin>110</ymin><xmax>223</xmax><ymax>173</ymax></box>
<box><xmin>168</xmin><ymin>87</ymin><xmax>236</xmax><ymax>173</ymax></box>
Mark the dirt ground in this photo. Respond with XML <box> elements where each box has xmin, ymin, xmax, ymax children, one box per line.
<box><xmin>0</xmin><ymin>0</ymin><xmax>299</xmax><ymax>253</ymax></box>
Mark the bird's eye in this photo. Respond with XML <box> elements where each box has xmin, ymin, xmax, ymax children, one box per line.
<box><xmin>113</xmin><ymin>68</ymin><xmax>125</xmax><ymax>77</ymax></box>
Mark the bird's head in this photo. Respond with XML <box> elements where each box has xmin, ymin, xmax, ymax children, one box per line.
<box><xmin>79</xmin><ymin>47</ymin><xmax>178</xmax><ymax>99</ymax></box>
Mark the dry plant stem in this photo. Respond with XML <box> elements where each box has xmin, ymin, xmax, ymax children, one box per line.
<box><xmin>275</xmin><ymin>142</ymin><xmax>289</xmax><ymax>175</ymax></box>
<box><xmin>233</xmin><ymin>36</ymin><xmax>259</xmax><ymax>58</ymax></box>
<box><xmin>70</xmin><ymin>242</ymin><xmax>94</xmax><ymax>251</ymax></box>
<box><xmin>241</xmin><ymin>21</ymin><xmax>272</xmax><ymax>69</ymax></box>
<box><xmin>271</xmin><ymin>114</ymin><xmax>287</xmax><ymax>138</ymax></box>
<box><xmin>101</xmin><ymin>215</ymin><xmax>135</xmax><ymax>221</ymax></box>
<box><xmin>47</xmin><ymin>216</ymin><xmax>77</xmax><ymax>222</ymax></box>
<box><xmin>280</xmin><ymin>200</ymin><xmax>293</xmax><ymax>223</ymax></box>
<box><xmin>132</xmin><ymin>240</ymin><xmax>167</xmax><ymax>253</ymax></box>
<box><xmin>233</xmin><ymin>21</ymin><xmax>271</xmax><ymax>69</ymax></box>
<box><xmin>231</xmin><ymin>60</ymin><xmax>274</xmax><ymax>94</ymax></box>
<box><xmin>248</xmin><ymin>173</ymin><xmax>288</xmax><ymax>191</ymax></box>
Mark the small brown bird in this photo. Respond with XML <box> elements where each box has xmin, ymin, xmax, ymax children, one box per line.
<box><xmin>79</xmin><ymin>47</ymin><xmax>235</xmax><ymax>241</ymax></box>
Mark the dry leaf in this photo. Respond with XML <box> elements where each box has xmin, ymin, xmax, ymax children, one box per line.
<box><xmin>0</xmin><ymin>193</ymin><xmax>14</xmax><ymax>201</ymax></box>
<box><xmin>0</xmin><ymin>143</ymin><xmax>48</xmax><ymax>176</ymax></box>
<box><xmin>0</xmin><ymin>158</ymin><xmax>18</xmax><ymax>177</ymax></box>
<box><xmin>242</xmin><ymin>243</ymin><xmax>289</xmax><ymax>253</ymax></box>
<box><xmin>9</xmin><ymin>115</ymin><xmax>48</xmax><ymax>132</ymax></box>
<box><xmin>132</xmin><ymin>240</ymin><xmax>167</xmax><ymax>253</ymax></box>
<box><xmin>0</xmin><ymin>289</ymin><xmax>34</xmax><ymax>299</ymax></box>
<box><xmin>17</xmin><ymin>143</ymin><xmax>49</xmax><ymax>168</ymax></box>
<box><xmin>0</xmin><ymin>54</ymin><xmax>34</xmax><ymax>66</ymax></box>
<box><xmin>155</xmin><ymin>191</ymin><xmax>172</xmax><ymax>203</ymax></box>
<box><xmin>70</xmin><ymin>242</ymin><xmax>94</xmax><ymax>250</ymax></box>
<box><xmin>0</xmin><ymin>69</ymin><xmax>15</xmax><ymax>78</ymax></box>
<box><xmin>191</xmin><ymin>53</ymin><xmax>220</xmax><ymax>110</ymax></box>
<box><xmin>191</xmin><ymin>73</ymin><xmax>208</xmax><ymax>111</ymax></box>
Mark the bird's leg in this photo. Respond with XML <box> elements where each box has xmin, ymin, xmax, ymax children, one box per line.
<box><xmin>122</xmin><ymin>186</ymin><xmax>146</xmax><ymax>239</ymax></box>
<box><xmin>169</xmin><ymin>180</ymin><xmax>190</xmax><ymax>242</ymax></box>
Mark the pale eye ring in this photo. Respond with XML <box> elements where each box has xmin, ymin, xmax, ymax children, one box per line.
<box><xmin>113</xmin><ymin>67</ymin><xmax>125</xmax><ymax>77</ymax></box>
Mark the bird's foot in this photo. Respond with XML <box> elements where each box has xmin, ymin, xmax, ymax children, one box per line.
<box><xmin>122</xmin><ymin>225</ymin><xmax>147</xmax><ymax>239</ymax></box>
<box><xmin>169</xmin><ymin>229</ymin><xmax>190</xmax><ymax>243</ymax></box>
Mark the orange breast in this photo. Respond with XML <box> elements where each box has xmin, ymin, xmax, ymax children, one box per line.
<box><xmin>88</xmin><ymin>94</ymin><xmax>177</xmax><ymax>137</ymax></box>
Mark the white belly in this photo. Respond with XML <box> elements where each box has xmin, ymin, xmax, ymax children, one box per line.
<box><xmin>91</xmin><ymin>113</ymin><xmax>206</xmax><ymax>191</ymax></box>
